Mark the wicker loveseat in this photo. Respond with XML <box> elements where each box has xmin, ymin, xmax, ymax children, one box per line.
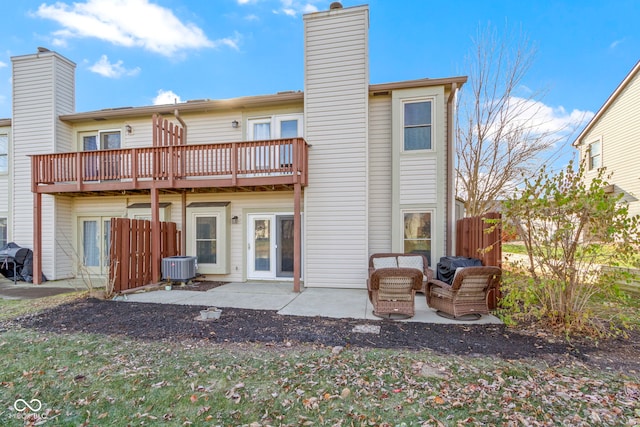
<box><xmin>426</xmin><ymin>266</ymin><xmax>502</xmax><ymax>319</ymax></box>
<box><xmin>367</xmin><ymin>253</ymin><xmax>434</xmax><ymax>294</ymax></box>
<box><xmin>366</xmin><ymin>253</ymin><xmax>434</xmax><ymax>319</ymax></box>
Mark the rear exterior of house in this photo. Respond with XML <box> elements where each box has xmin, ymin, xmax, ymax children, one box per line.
<box><xmin>0</xmin><ymin>119</ymin><xmax>9</xmax><ymax>248</ymax></box>
<box><xmin>3</xmin><ymin>4</ymin><xmax>465</xmax><ymax>289</ymax></box>
<box><xmin>574</xmin><ymin>60</ymin><xmax>640</xmax><ymax>218</ymax></box>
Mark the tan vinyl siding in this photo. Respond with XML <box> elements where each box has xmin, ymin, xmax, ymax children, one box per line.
<box><xmin>74</xmin><ymin>192</ymin><xmax>296</xmax><ymax>282</ymax></box>
<box><xmin>399</xmin><ymin>157</ymin><xmax>437</xmax><ymax>204</ymax></box>
<box><xmin>580</xmin><ymin>69</ymin><xmax>640</xmax><ymax>217</ymax></box>
<box><xmin>368</xmin><ymin>95</ymin><xmax>392</xmax><ymax>255</ymax></box>
<box><xmin>304</xmin><ymin>6</ymin><xmax>369</xmax><ymax>288</ymax></box>
<box><xmin>54</xmin><ymin>196</ymin><xmax>74</xmax><ymax>278</ymax></box>
<box><xmin>391</xmin><ymin>86</ymin><xmax>446</xmax><ymax>267</ymax></box>
<box><xmin>11</xmin><ymin>51</ymin><xmax>75</xmax><ymax>279</ymax></box>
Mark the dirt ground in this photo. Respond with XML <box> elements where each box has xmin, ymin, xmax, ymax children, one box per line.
<box><xmin>14</xmin><ymin>287</ymin><xmax>640</xmax><ymax>375</ymax></box>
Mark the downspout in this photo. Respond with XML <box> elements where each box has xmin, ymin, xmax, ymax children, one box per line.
<box><xmin>446</xmin><ymin>83</ymin><xmax>458</xmax><ymax>256</ymax></box>
<box><xmin>173</xmin><ymin>109</ymin><xmax>187</xmax><ymax>142</ymax></box>
<box><xmin>174</xmin><ymin>109</ymin><xmax>188</xmax><ymax>256</ymax></box>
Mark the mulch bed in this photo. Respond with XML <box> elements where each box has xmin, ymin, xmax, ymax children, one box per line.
<box><xmin>15</xmin><ymin>296</ymin><xmax>640</xmax><ymax>374</ymax></box>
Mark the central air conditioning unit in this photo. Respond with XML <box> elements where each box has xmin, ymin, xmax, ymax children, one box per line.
<box><xmin>162</xmin><ymin>256</ymin><xmax>197</xmax><ymax>283</ymax></box>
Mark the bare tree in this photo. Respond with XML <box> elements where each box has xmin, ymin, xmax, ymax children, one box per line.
<box><xmin>456</xmin><ymin>24</ymin><xmax>569</xmax><ymax>216</ymax></box>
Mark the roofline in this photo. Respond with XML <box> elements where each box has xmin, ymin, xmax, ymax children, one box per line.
<box><xmin>370</xmin><ymin>75</ymin><xmax>467</xmax><ymax>93</ymax></box>
<box><xmin>0</xmin><ymin>118</ymin><xmax>11</xmax><ymax>127</ymax></box>
<box><xmin>58</xmin><ymin>75</ymin><xmax>467</xmax><ymax>123</ymax></box>
<box><xmin>572</xmin><ymin>60</ymin><xmax>640</xmax><ymax>147</ymax></box>
<box><xmin>59</xmin><ymin>91</ymin><xmax>305</xmax><ymax>123</ymax></box>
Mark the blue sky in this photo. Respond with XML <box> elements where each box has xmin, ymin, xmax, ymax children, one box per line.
<box><xmin>1</xmin><ymin>0</ymin><xmax>639</xmax><ymax>167</ymax></box>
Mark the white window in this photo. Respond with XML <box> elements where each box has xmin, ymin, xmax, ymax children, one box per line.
<box><xmin>403</xmin><ymin>101</ymin><xmax>432</xmax><ymax>150</ymax></box>
<box><xmin>403</xmin><ymin>211</ymin><xmax>432</xmax><ymax>265</ymax></box>
<box><xmin>588</xmin><ymin>140</ymin><xmax>601</xmax><ymax>170</ymax></box>
<box><xmin>0</xmin><ymin>134</ymin><xmax>8</xmax><ymax>174</ymax></box>
<box><xmin>0</xmin><ymin>217</ymin><xmax>7</xmax><ymax>247</ymax></box>
<box><xmin>196</xmin><ymin>216</ymin><xmax>218</xmax><ymax>264</ymax></box>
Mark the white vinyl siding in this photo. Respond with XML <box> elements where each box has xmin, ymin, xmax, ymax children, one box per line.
<box><xmin>11</xmin><ymin>51</ymin><xmax>75</xmax><ymax>280</ymax></box>
<box><xmin>579</xmin><ymin>66</ymin><xmax>640</xmax><ymax>217</ymax></box>
<box><xmin>368</xmin><ymin>95</ymin><xmax>392</xmax><ymax>255</ymax></box>
<box><xmin>304</xmin><ymin>6</ymin><xmax>369</xmax><ymax>288</ymax></box>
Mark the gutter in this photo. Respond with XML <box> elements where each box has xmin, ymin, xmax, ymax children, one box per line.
<box><xmin>446</xmin><ymin>82</ymin><xmax>459</xmax><ymax>255</ymax></box>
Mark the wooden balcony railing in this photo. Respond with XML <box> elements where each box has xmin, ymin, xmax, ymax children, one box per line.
<box><xmin>30</xmin><ymin>138</ymin><xmax>309</xmax><ymax>194</ymax></box>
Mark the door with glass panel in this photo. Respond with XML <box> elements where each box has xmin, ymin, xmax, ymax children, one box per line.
<box><xmin>81</xmin><ymin>131</ymin><xmax>121</xmax><ymax>181</ymax></box>
<box><xmin>248</xmin><ymin>115</ymin><xmax>302</xmax><ymax>172</ymax></box>
<box><xmin>79</xmin><ymin>217</ymin><xmax>112</xmax><ymax>275</ymax></box>
<box><xmin>248</xmin><ymin>214</ymin><xmax>298</xmax><ymax>280</ymax></box>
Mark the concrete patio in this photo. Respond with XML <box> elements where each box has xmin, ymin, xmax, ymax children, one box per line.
<box><xmin>1</xmin><ymin>276</ymin><xmax>502</xmax><ymax>324</ymax></box>
<box><xmin>120</xmin><ymin>281</ymin><xmax>502</xmax><ymax>325</ymax></box>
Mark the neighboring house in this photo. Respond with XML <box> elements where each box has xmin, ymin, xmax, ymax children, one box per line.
<box><xmin>574</xmin><ymin>60</ymin><xmax>640</xmax><ymax>218</ymax></box>
<box><xmin>3</xmin><ymin>3</ymin><xmax>466</xmax><ymax>290</ymax></box>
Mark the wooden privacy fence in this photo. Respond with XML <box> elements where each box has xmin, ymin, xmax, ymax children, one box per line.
<box><xmin>456</xmin><ymin>212</ymin><xmax>502</xmax><ymax>308</ymax></box>
<box><xmin>108</xmin><ymin>218</ymin><xmax>180</xmax><ymax>292</ymax></box>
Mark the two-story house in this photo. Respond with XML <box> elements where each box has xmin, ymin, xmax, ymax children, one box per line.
<box><xmin>3</xmin><ymin>3</ymin><xmax>466</xmax><ymax>290</ymax></box>
<box><xmin>574</xmin><ymin>60</ymin><xmax>640</xmax><ymax>217</ymax></box>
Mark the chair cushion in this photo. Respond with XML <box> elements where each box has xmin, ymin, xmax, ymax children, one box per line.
<box><xmin>397</xmin><ymin>255</ymin><xmax>424</xmax><ymax>271</ymax></box>
<box><xmin>373</xmin><ymin>257</ymin><xmax>398</xmax><ymax>269</ymax></box>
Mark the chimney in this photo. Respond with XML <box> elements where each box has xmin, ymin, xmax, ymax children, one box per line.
<box><xmin>11</xmin><ymin>49</ymin><xmax>76</xmax><ymax>279</ymax></box>
<box><xmin>302</xmin><ymin>5</ymin><xmax>370</xmax><ymax>287</ymax></box>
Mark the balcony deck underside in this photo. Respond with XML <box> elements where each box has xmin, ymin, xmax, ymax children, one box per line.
<box><xmin>33</xmin><ymin>175</ymin><xmax>301</xmax><ymax>196</ymax></box>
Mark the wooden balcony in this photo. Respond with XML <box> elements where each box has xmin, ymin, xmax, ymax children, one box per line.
<box><xmin>30</xmin><ymin>138</ymin><xmax>309</xmax><ymax>195</ymax></box>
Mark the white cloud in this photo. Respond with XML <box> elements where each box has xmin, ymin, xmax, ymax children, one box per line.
<box><xmin>274</xmin><ymin>0</ymin><xmax>318</xmax><ymax>17</ymax></box>
<box><xmin>0</xmin><ymin>61</ymin><xmax>7</xmax><ymax>68</ymax></box>
<box><xmin>89</xmin><ymin>55</ymin><xmax>141</xmax><ymax>78</ymax></box>
<box><xmin>609</xmin><ymin>38</ymin><xmax>625</xmax><ymax>49</ymax></box>
<box><xmin>35</xmin><ymin>0</ymin><xmax>238</xmax><ymax>57</ymax></box>
<box><xmin>504</xmin><ymin>97</ymin><xmax>594</xmax><ymax>137</ymax></box>
<box><xmin>244</xmin><ymin>14</ymin><xmax>259</xmax><ymax>21</ymax></box>
<box><xmin>153</xmin><ymin>89</ymin><xmax>182</xmax><ymax>105</ymax></box>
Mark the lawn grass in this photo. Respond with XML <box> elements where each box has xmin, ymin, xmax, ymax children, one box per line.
<box><xmin>0</xmin><ymin>291</ymin><xmax>88</xmax><ymax>322</ymax></box>
<box><xmin>2</xmin><ymin>292</ymin><xmax>639</xmax><ymax>425</ymax></box>
<box><xmin>1</xmin><ymin>327</ymin><xmax>638</xmax><ymax>426</ymax></box>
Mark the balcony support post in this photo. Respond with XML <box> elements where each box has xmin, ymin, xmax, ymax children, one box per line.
<box><xmin>33</xmin><ymin>192</ymin><xmax>42</xmax><ymax>284</ymax></box>
<box><xmin>293</xmin><ymin>182</ymin><xmax>302</xmax><ymax>292</ymax></box>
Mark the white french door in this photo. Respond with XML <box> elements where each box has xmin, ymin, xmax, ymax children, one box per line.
<box><xmin>248</xmin><ymin>214</ymin><xmax>299</xmax><ymax>280</ymax></box>
<box><xmin>79</xmin><ymin>217</ymin><xmax>112</xmax><ymax>275</ymax></box>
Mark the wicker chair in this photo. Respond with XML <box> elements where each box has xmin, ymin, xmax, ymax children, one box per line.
<box><xmin>426</xmin><ymin>266</ymin><xmax>502</xmax><ymax>320</ymax></box>
<box><xmin>367</xmin><ymin>267</ymin><xmax>424</xmax><ymax>319</ymax></box>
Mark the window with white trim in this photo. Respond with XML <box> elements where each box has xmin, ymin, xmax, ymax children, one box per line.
<box><xmin>588</xmin><ymin>140</ymin><xmax>601</xmax><ymax>170</ymax></box>
<box><xmin>403</xmin><ymin>211</ymin><xmax>432</xmax><ymax>265</ymax></box>
<box><xmin>0</xmin><ymin>134</ymin><xmax>8</xmax><ymax>174</ymax></box>
<box><xmin>403</xmin><ymin>101</ymin><xmax>432</xmax><ymax>150</ymax></box>
<box><xmin>0</xmin><ymin>217</ymin><xmax>7</xmax><ymax>247</ymax></box>
<box><xmin>196</xmin><ymin>215</ymin><xmax>217</xmax><ymax>264</ymax></box>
